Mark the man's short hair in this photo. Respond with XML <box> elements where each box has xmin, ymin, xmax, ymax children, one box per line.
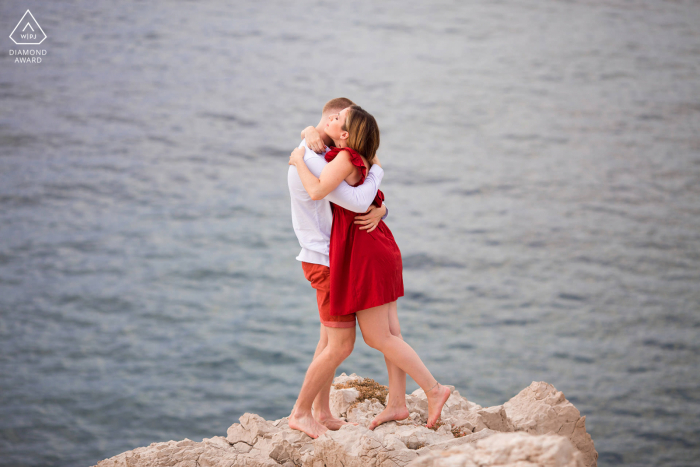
<box><xmin>322</xmin><ymin>97</ymin><xmax>355</xmax><ymax>115</ymax></box>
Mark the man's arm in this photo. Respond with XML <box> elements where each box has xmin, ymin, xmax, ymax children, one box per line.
<box><xmin>301</xmin><ymin>126</ymin><xmax>326</xmax><ymax>154</ymax></box>
<box><xmin>304</xmin><ymin>153</ymin><xmax>384</xmax><ymax>213</ymax></box>
<box><xmin>353</xmin><ymin>203</ymin><xmax>387</xmax><ymax>233</ymax></box>
<box><xmin>300</xmin><ymin>126</ymin><xmax>313</xmax><ymax>139</ymax></box>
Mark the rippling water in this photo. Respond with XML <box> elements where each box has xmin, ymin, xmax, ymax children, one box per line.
<box><xmin>1</xmin><ymin>1</ymin><xmax>699</xmax><ymax>466</ymax></box>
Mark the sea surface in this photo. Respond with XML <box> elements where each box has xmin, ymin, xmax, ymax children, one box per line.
<box><xmin>1</xmin><ymin>1</ymin><xmax>699</xmax><ymax>466</ymax></box>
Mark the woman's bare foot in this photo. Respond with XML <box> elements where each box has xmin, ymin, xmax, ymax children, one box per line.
<box><xmin>368</xmin><ymin>405</ymin><xmax>409</xmax><ymax>430</ymax></box>
<box><xmin>315</xmin><ymin>413</ymin><xmax>357</xmax><ymax>430</ymax></box>
<box><xmin>426</xmin><ymin>383</ymin><xmax>451</xmax><ymax>428</ymax></box>
<box><xmin>288</xmin><ymin>411</ymin><xmax>328</xmax><ymax>439</ymax></box>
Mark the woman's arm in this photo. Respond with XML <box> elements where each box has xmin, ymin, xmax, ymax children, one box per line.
<box><xmin>289</xmin><ymin>148</ymin><xmax>355</xmax><ymax>200</ymax></box>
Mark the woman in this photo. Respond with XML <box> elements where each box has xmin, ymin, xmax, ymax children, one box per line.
<box><xmin>288</xmin><ymin>105</ymin><xmax>451</xmax><ymax>429</ymax></box>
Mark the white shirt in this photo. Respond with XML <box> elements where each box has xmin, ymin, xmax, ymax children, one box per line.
<box><xmin>288</xmin><ymin>139</ymin><xmax>385</xmax><ymax>267</ymax></box>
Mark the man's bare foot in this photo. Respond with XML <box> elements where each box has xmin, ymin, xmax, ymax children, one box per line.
<box><xmin>315</xmin><ymin>414</ymin><xmax>357</xmax><ymax>430</ymax></box>
<box><xmin>368</xmin><ymin>405</ymin><xmax>409</xmax><ymax>430</ymax></box>
<box><xmin>426</xmin><ymin>383</ymin><xmax>451</xmax><ymax>428</ymax></box>
<box><xmin>288</xmin><ymin>411</ymin><xmax>328</xmax><ymax>439</ymax></box>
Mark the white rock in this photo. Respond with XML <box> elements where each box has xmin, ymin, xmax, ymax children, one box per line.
<box><xmin>93</xmin><ymin>377</ymin><xmax>597</xmax><ymax>467</ymax></box>
<box><xmin>332</xmin><ymin>372</ymin><xmax>365</xmax><ymax>385</ymax></box>
<box><xmin>407</xmin><ymin>432</ymin><xmax>586</xmax><ymax>467</ymax></box>
<box><xmin>405</xmin><ymin>390</ymin><xmax>429</xmax><ymax>422</ymax></box>
<box><xmin>415</xmin><ymin>428</ymin><xmax>498</xmax><ymax>456</ymax></box>
<box><xmin>329</xmin><ymin>387</ymin><xmax>361</xmax><ymax>418</ymax></box>
<box><xmin>407</xmin><ymin>386</ymin><xmax>482</xmax><ymax>425</ymax></box>
<box><xmin>227</xmin><ymin>422</ymin><xmax>256</xmax><ymax>445</ymax></box>
<box><xmin>240</xmin><ymin>413</ymin><xmax>281</xmax><ymax>441</ymax></box>
<box><xmin>346</xmin><ymin>398</ymin><xmax>386</xmax><ymax>427</ymax></box>
<box><xmin>307</xmin><ymin>424</ymin><xmax>418</xmax><ymax>467</ymax></box>
<box><xmin>382</xmin><ymin>424</ymin><xmax>454</xmax><ymax>450</ymax></box>
<box><xmin>504</xmin><ymin>381</ymin><xmax>598</xmax><ymax>467</ymax></box>
<box><xmin>443</xmin><ymin>404</ymin><xmax>514</xmax><ymax>436</ymax></box>
<box><xmin>92</xmin><ymin>436</ymin><xmax>279</xmax><ymax>467</ymax></box>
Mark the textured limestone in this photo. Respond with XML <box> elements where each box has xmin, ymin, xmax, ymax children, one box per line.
<box><xmin>503</xmin><ymin>381</ymin><xmax>598</xmax><ymax>467</ymax></box>
<box><xmin>93</xmin><ymin>374</ymin><xmax>597</xmax><ymax>467</ymax></box>
<box><xmin>329</xmin><ymin>386</ymin><xmax>361</xmax><ymax>418</ymax></box>
<box><xmin>415</xmin><ymin>429</ymin><xmax>499</xmax><ymax>456</ymax></box>
<box><xmin>92</xmin><ymin>435</ymin><xmax>280</xmax><ymax>467</ymax></box>
<box><xmin>346</xmin><ymin>398</ymin><xmax>386</xmax><ymax>426</ymax></box>
<box><xmin>376</xmin><ymin>423</ymin><xmax>454</xmax><ymax>450</ymax></box>
<box><xmin>407</xmin><ymin>432</ymin><xmax>586</xmax><ymax>467</ymax></box>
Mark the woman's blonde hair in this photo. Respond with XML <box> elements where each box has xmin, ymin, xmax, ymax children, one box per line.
<box><xmin>342</xmin><ymin>105</ymin><xmax>380</xmax><ymax>166</ymax></box>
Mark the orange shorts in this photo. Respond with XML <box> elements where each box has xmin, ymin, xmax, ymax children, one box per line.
<box><xmin>301</xmin><ymin>262</ymin><xmax>356</xmax><ymax>328</ymax></box>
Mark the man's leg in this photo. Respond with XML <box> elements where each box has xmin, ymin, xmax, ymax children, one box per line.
<box><xmin>310</xmin><ymin>325</ymin><xmax>329</xmax><ymax>414</ymax></box>
<box><xmin>300</xmin><ymin>261</ymin><xmax>356</xmax><ymax>429</ymax></box>
<box><xmin>300</xmin><ymin>325</ymin><xmax>355</xmax><ymax>430</ymax></box>
<box><xmin>312</xmin><ymin>369</ymin><xmax>354</xmax><ymax>430</ymax></box>
<box><xmin>311</xmin><ymin>367</ymin><xmax>334</xmax><ymax>418</ymax></box>
<box><xmin>296</xmin><ymin>324</ymin><xmax>350</xmax><ymax>428</ymax></box>
<box><xmin>369</xmin><ymin>301</ymin><xmax>409</xmax><ymax>429</ymax></box>
<box><xmin>289</xmin><ymin>326</ymin><xmax>355</xmax><ymax>438</ymax></box>
<box><xmin>289</xmin><ymin>324</ymin><xmax>328</xmax><ymax>418</ymax></box>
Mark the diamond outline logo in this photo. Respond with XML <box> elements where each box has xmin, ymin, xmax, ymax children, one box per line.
<box><xmin>9</xmin><ymin>10</ymin><xmax>47</xmax><ymax>45</ymax></box>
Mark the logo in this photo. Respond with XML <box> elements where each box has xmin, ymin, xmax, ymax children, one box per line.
<box><xmin>9</xmin><ymin>10</ymin><xmax>47</xmax><ymax>45</ymax></box>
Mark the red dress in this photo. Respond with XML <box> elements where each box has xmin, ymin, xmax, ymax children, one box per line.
<box><xmin>324</xmin><ymin>147</ymin><xmax>404</xmax><ymax>316</ymax></box>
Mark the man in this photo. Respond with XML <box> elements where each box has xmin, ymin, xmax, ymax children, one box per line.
<box><xmin>286</xmin><ymin>98</ymin><xmax>389</xmax><ymax>438</ymax></box>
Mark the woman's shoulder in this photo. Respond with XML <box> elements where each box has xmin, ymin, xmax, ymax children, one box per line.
<box><xmin>337</xmin><ymin>148</ymin><xmax>369</xmax><ymax>171</ymax></box>
<box><xmin>327</xmin><ymin>149</ymin><xmax>355</xmax><ymax>167</ymax></box>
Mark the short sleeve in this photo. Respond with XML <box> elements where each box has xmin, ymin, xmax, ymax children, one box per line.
<box><xmin>325</xmin><ymin>147</ymin><xmax>368</xmax><ymax>185</ymax></box>
<box><xmin>372</xmin><ymin>189</ymin><xmax>384</xmax><ymax>208</ymax></box>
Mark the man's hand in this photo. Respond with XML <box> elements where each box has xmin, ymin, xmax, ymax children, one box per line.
<box><xmin>289</xmin><ymin>147</ymin><xmax>306</xmax><ymax>166</ymax></box>
<box><xmin>354</xmin><ymin>204</ymin><xmax>387</xmax><ymax>233</ymax></box>
<box><xmin>304</xmin><ymin>127</ymin><xmax>327</xmax><ymax>154</ymax></box>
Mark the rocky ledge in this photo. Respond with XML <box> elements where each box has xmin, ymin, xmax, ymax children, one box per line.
<box><xmin>93</xmin><ymin>373</ymin><xmax>598</xmax><ymax>467</ymax></box>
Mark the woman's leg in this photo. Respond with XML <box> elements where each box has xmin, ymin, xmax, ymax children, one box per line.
<box><xmin>369</xmin><ymin>302</ymin><xmax>409</xmax><ymax>429</ymax></box>
<box><xmin>385</xmin><ymin>301</ymin><xmax>407</xmax><ymax>406</ymax></box>
<box><xmin>357</xmin><ymin>302</ymin><xmax>451</xmax><ymax>428</ymax></box>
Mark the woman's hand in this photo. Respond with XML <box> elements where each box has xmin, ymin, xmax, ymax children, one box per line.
<box><xmin>354</xmin><ymin>204</ymin><xmax>387</xmax><ymax>233</ymax></box>
<box><xmin>289</xmin><ymin>147</ymin><xmax>306</xmax><ymax>166</ymax></box>
<box><xmin>372</xmin><ymin>155</ymin><xmax>382</xmax><ymax>168</ymax></box>
<box><xmin>304</xmin><ymin>127</ymin><xmax>326</xmax><ymax>154</ymax></box>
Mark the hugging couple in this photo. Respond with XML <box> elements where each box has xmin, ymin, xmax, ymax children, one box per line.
<box><xmin>286</xmin><ymin>97</ymin><xmax>451</xmax><ymax>439</ymax></box>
